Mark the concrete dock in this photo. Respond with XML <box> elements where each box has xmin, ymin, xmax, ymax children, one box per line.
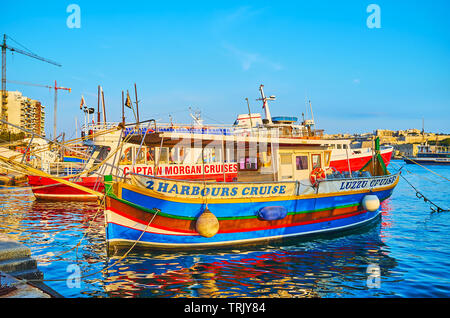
<box><xmin>0</xmin><ymin>234</ymin><xmax>62</xmax><ymax>298</ymax></box>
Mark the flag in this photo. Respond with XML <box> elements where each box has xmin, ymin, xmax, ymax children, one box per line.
<box><xmin>80</xmin><ymin>95</ymin><xmax>85</xmax><ymax>110</ymax></box>
<box><xmin>125</xmin><ymin>91</ymin><xmax>132</xmax><ymax>109</ymax></box>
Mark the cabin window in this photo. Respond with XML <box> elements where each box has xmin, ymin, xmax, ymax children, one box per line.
<box><xmin>136</xmin><ymin>148</ymin><xmax>146</xmax><ymax>164</ymax></box>
<box><xmin>119</xmin><ymin>147</ymin><xmax>133</xmax><ymax>165</ymax></box>
<box><xmin>159</xmin><ymin>147</ymin><xmax>169</xmax><ymax>164</ymax></box>
<box><xmin>96</xmin><ymin>146</ymin><xmax>111</xmax><ymax>162</ymax></box>
<box><xmin>239</xmin><ymin>157</ymin><xmax>257</xmax><ymax>170</ymax></box>
<box><xmin>280</xmin><ymin>153</ymin><xmax>292</xmax><ymax>165</ymax></box>
<box><xmin>337</xmin><ymin>144</ymin><xmax>342</xmax><ymax>149</ymax></box>
<box><xmin>147</xmin><ymin>147</ymin><xmax>155</xmax><ymax>164</ymax></box>
<box><xmin>311</xmin><ymin>154</ymin><xmax>321</xmax><ymax>169</ymax></box>
<box><xmin>324</xmin><ymin>151</ymin><xmax>331</xmax><ymax>166</ymax></box>
<box><xmin>296</xmin><ymin>155</ymin><xmax>308</xmax><ymax>170</ymax></box>
<box><xmin>259</xmin><ymin>151</ymin><xmax>271</xmax><ymax>167</ymax></box>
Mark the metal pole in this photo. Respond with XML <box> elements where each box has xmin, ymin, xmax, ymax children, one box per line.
<box><xmin>245</xmin><ymin>97</ymin><xmax>253</xmax><ymax>129</ymax></box>
<box><xmin>345</xmin><ymin>147</ymin><xmax>352</xmax><ymax>173</ymax></box>
<box><xmin>222</xmin><ymin>136</ymin><xmax>226</xmax><ymax>182</ymax></box>
<box><xmin>121</xmin><ymin>90</ymin><xmax>125</xmax><ymax>126</ymax></box>
<box><xmin>102</xmin><ymin>88</ymin><xmax>106</xmax><ymax>125</ymax></box>
<box><xmin>1</xmin><ymin>35</ymin><xmax>6</xmax><ymax>132</ymax></box>
<box><xmin>97</xmin><ymin>85</ymin><xmax>101</xmax><ymax>124</ymax></box>
<box><xmin>53</xmin><ymin>80</ymin><xmax>57</xmax><ymax>140</ymax></box>
<box><xmin>134</xmin><ymin>83</ymin><xmax>139</xmax><ymax>127</ymax></box>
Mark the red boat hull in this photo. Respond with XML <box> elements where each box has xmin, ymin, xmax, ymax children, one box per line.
<box><xmin>329</xmin><ymin>148</ymin><xmax>393</xmax><ymax>172</ymax></box>
<box><xmin>27</xmin><ymin>175</ymin><xmax>104</xmax><ymax>202</ymax></box>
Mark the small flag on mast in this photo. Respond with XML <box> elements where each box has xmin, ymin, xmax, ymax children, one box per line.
<box><xmin>125</xmin><ymin>91</ymin><xmax>132</xmax><ymax>109</ymax></box>
<box><xmin>80</xmin><ymin>95</ymin><xmax>85</xmax><ymax>110</ymax></box>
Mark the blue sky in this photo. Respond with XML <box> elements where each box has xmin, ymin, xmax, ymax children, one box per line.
<box><xmin>2</xmin><ymin>0</ymin><xmax>449</xmax><ymax>139</ymax></box>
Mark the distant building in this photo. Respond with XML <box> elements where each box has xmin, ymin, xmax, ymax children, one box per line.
<box><xmin>2</xmin><ymin>91</ymin><xmax>45</xmax><ymax>137</ymax></box>
<box><xmin>375</xmin><ymin>129</ymin><xmax>394</xmax><ymax>137</ymax></box>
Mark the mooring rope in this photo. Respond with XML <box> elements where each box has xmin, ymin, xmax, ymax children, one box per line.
<box><xmin>400</xmin><ymin>154</ymin><xmax>450</xmax><ymax>182</ymax></box>
<box><xmin>17</xmin><ymin>203</ymin><xmax>159</xmax><ymax>285</ymax></box>
<box><xmin>389</xmin><ymin>162</ymin><xmax>449</xmax><ymax>213</ymax></box>
<box><xmin>399</xmin><ymin>173</ymin><xmax>448</xmax><ymax>213</ymax></box>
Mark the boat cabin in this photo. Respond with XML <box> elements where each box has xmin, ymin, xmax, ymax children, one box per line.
<box><xmin>123</xmin><ymin>127</ymin><xmax>331</xmax><ymax>184</ymax></box>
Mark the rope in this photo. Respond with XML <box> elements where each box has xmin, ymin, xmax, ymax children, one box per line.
<box><xmin>1</xmin><ymin>126</ymin><xmax>161</xmax><ymax>285</ymax></box>
<box><xmin>0</xmin><ymin>129</ymin><xmax>134</xmax><ymax>196</ymax></box>
<box><xmin>399</xmin><ymin>173</ymin><xmax>448</xmax><ymax>213</ymax></box>
<box><xmin>21</xmin><ymin>209</ymin><xmax>159</xmax><ymax>283</ymax></box>
<box><xmin>401</xmin><ymin>154</ymin><xmax>450</xmax><ymax>182</ymax></box>
<box><xmin>390</xmin><ymin>163</ymin><xmax>449</xmax><ymax>213</ymax></box>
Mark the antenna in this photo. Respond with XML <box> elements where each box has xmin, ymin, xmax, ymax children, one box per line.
<box><xmin>309</xmin><ymin>100</ymin><xmax>315</xmax><ymax>129</ymax></box>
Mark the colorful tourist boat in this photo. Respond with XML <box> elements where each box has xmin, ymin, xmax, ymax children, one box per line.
<box><xmin>103</xmin><ymin>124</ymin><xmax>399</xmax><ymax>250</ymax></box>
<box><xmin>27</xmin><ymin>85</ymin><xmax>392</xmax><ymax>201</ymax></box>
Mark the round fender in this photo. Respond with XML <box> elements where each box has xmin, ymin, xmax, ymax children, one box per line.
<box><xmin>362</xmin><ymin>194</ymin><xmax>380</xmax><ymax>212</ymax></box>
<box><xmin>258</xmin><ymin>206</ymin><xmax>288</xmax><ymax>221</ymax></box>
<box><xmin>195</xmin><ymin>208</ymin><xmax>219</xmax><ymax>238</ymax></box>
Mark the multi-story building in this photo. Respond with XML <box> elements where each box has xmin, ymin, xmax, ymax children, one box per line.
<box><xmin>2</xmin><ymin>91</ymin><xmax>45</xmax><ymax>137</ymax></box>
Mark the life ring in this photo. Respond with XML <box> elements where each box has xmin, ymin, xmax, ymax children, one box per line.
<box><xmin>310</xmin><ymin>167</ymin><xmax>326</xmax><ymax>186</ymax></box>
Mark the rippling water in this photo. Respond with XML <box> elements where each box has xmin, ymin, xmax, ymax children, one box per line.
<box><xmin>1</xmin><ymin>160</ymin><xmax>449</xmax><ymax>298</ymax></box>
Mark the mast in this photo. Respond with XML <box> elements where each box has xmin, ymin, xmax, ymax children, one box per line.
<box><xmin>245</xmin><ymin>97</ymin><xmax>253</xmax><ymax>129</ymax></box>
<box><xmin>97</xmin><ymin>85</ymin><xmax>101</xmax><ymax>124</ymax></box>
<box><xmin>121</xmin><ymin>90</ymin><xmax>125</xmax><ymax>126</ymax></box>
<box><xmin>422</xmin><ymin>117</ymin><xmax>425</xmax><ymax>144</ymax></box>
<box><xmin>257</xmin><ymin>84</ymin><xmax>275</xmax><ymax>125</ymax></box>
<box><xmin>134</xmin><ymin>83</ymin><xmax>140</xmax><ymax>126</ymax></box>
<box><xmin>101</xmin><ymin>88</ymin><xmax>106</xmax><ymax>125</ymax></box>
<box><xmin>309</xmin><ymin>100</ymin><xmax>316</xmax><ymax>134</ymax></box>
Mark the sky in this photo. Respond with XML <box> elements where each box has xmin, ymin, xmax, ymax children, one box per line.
<box><xmin>2</xmin><ymin>0</ymin><xmax>449</xmax><ymax>139</ymax></box>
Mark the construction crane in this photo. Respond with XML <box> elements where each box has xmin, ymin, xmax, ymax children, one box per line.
<box><xmin>5</xmin><ymin>79</ymin><xmax>71</xmax><ymax>140</ymax></box>
<box><xmin>1</xmin><ymin>34</ymin><xmax>61</xmax><ymax>132</ymax></box>
<box><xmin>52</xmin><ymin>80</ymin><xmax>71</xmax><ymax>140</ymax></box>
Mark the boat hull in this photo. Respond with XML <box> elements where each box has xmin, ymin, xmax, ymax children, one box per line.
<box><xmin>104</xmin><ymin>173</ymin><xmax>399</xmax><ymax>250</ymax></box>
<box><xmin>28</xmin><ymin>175</ymin><xmax>104</xmax><ymax>202</ymax></box>
<box><xmin>404</xmin><ymin>158</ymin><xmax>450</xmax><ymax>165</ymax></box>
<box><xmin>330</xmin><ymin>147</ymin><xmax>393</xmax><ymax>172</ymax></box>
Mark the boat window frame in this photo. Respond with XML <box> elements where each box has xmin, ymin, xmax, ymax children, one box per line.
<box><xmin>295</xmin><ymin>155</ymin><xmax>309</xmax><ymax>171</ymax></box>
<box><xmin>311</xmin><ymin>153</ymin><xmax>322</xmax><ymax>169</ymax></box>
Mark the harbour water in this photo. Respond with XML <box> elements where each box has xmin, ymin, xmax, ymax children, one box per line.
<box><xmin>0</xmin><ymin>160</ymin><xmax>449</xmax><ymax>298</ymax></box>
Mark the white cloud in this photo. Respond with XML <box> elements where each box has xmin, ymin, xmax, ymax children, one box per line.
<box><xmin>222</xmin><ymin>42</ymin><xmax>283</xmax><ymax>71</ymax></box>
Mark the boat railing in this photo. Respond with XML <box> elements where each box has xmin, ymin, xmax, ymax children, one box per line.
<box><xmin>81</xmin><ymin>121</ymin><xmax>328</xmax><ymax>143</ymax></box>
<box><xmin>40</xmin><ymin>161</ymin><xmax>86</xmax><ymax>177</ymax></box>
<box><xmin>119</xmin><ymin>122</ymin><xmax>325</xmax><ymax>139</ymax></box>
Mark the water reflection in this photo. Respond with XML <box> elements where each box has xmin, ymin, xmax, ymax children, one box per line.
<box><xmin>101</xmin><ymin>221</ymin><xmax>398</xmax><ymax>298</ymax></box>
<box><xmin>1</xmin><ymin>188</ymin><xmax>401</xmax><ymax>298</ymax></box>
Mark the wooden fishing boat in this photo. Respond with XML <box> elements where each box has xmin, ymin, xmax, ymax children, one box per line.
<box><xmin>28</xmin><ymin>175</ymin><xmax>103</xmax><ymax>202</ymax></box>
<box><xmin>104</xmin><ymin>125</ymin><xmax>399</xmax><ymax>250</ymax></box>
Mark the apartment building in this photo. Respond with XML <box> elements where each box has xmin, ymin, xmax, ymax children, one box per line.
<box><xmin>2</xmin><ymin>91</ymin><xmax>45</xmax><ymax>136</ymax></box>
